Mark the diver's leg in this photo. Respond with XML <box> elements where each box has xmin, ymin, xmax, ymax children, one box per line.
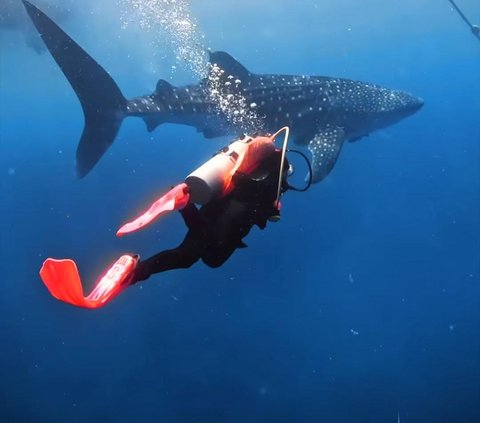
<box><xmin>179</xmin><ymin>202</ymin><xmax>203</xmax><ymax>231</ymax></box>
<box><xmin>201</xmin><ymin>244</ymin><xmax>238</xmax><ymax>269</ymax></box>
<box><xmin>132</xmin><ymin>235</ymin><xmax>201</xmax><ymax>283</ymax></box>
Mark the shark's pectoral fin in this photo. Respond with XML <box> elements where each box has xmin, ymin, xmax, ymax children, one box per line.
<box><xmin>307</xmin><ymin>126</ymin><xmax>346</xmax><ymax>183</ymax></box>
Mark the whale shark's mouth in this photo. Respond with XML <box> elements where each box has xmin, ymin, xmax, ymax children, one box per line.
<box><xmin>393</xmin><ymin>91</ymin><xmax>424</xmax><ymax>116</ymax></box>
<box><xmin>411</xmin><ymin>97</ymin><xmax>424</xmax><ymax>112</ymax></box>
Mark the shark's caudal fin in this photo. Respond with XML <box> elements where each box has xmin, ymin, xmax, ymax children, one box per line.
<box><xmin>22</xmin><ymin>0</ymin><xmax>127</xmax><ymax>177</ymax></box>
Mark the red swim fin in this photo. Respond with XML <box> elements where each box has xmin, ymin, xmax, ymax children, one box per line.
<box><xmin>39</xmin><ymin>255</ymin><xmax>139</xmax><ymax>309</ymax></box>
<box><xmin>117</xmin><ymin>183</ymin><xmax>190</xmax><ymax>237</ymax></box>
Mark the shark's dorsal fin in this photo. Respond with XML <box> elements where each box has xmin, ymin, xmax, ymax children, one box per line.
<box><xmin>208</xmin><ymin>51</ymin><xmax>250</xmax><ymax>79</ymax></box>
<box><xmin>143</xmin><ymin>80</ymin><xmax>174</xmax><ymax>131</ymax></box>
<box><xmin>155</xmin><ymin>79</ymin><xmax>174</xmax><ymax>96</ymax></box>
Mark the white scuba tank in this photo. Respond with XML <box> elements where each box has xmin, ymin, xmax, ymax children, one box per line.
<box><xmin>185</xmin><ymin>136</ymin><xmax>253</xmax><ymax>205</ymax></box>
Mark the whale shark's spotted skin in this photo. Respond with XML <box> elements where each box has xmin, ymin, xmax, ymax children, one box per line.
<box><xmin>22</xmin><ymin>0</ymin><xmax>423</xmax><ymax>180</ymax></box>
<box><xmin>125</xmin><ymin>52</ymin><xmax>423</xmax><ymax>182</ymax></box>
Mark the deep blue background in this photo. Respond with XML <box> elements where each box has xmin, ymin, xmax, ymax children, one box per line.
<box><xmin>1</xmin><ymin>1</ymin><xmax>479</xmax><ymax>422</ymax></box>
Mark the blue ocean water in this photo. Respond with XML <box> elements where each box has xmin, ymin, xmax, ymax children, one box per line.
<box><xmin>0</xmin><ymin>0</ymin><xmax>479</xmax><ymax>422</ymax></box>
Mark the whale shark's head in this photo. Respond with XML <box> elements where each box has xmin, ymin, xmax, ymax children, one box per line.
<box><xmin>381</xmin><ymin>89</ymin><xmax>424</xmax><ymax>121</ymax></box>
<box><xmin>362</xmin><ymin>86</ymin><xmax>424</xmax><ymax>131</ymax></box>
<box><xmin>335</xmin><ymin>81</ymin><xmax>424</xmax><ymax>137</ymax></box>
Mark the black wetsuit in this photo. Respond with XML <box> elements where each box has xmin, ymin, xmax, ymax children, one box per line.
<box><xmin>133</xmin><ymin>149</ymin><xmax>288</xmax><ymax>282</ymax></box>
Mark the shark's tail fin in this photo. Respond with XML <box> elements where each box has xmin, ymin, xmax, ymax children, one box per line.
<box><xmin>22</xmin><ymin>0</ymin><xmax>127</xmax><ymax>177</ymax></box>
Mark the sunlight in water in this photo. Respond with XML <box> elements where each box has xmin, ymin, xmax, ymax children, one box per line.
<box><xmin>207</xmin><ymin>63</ymin><xmax>264</xmax><ymax>131</ymax></box>
<box><xmin>119</xmin><ymin>0</ymin><xmax>264</xmax><ymax>131</ymax></box>
<box><xmin>119</xmin><ymin>0</ymin><xmax>208</xmax><ymax>78</ymax></box>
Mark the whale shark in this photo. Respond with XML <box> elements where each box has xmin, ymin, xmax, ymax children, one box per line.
<box><xmin>1</xmin><ymin>0</ymin><xmax>71</xmax><ymax>53</ymax></box>
<box><xmin>22</xmin><ymin>0</ymin><xmax>423</xmax><ymax>181</ymax></box>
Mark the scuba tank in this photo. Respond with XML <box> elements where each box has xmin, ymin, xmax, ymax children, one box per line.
<box><xmin>185</xmin><ymin>134</ymin><xmax>275</xmax><ymax>205</ymax></box>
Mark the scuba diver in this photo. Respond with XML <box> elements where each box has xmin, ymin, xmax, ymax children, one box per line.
<box><xmin>39</xmin><ymin>128</ymin><xmax>312</xmax><ymax>309</ymax></box>
<box><xmin>133</xmin><ymin>146</ymin><xmax>287</xmax><ymax>282</ymax></box>
<box><xmin>447</xmin><ymin>0</ymin><xmax>480</xmax><ymax>40</ymax></box>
